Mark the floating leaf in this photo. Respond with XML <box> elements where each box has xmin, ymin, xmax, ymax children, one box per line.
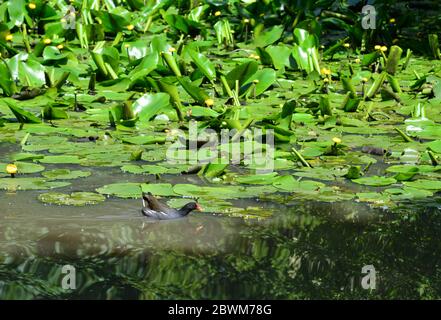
<box><xmin>42</xmin><ymin>169</ymin><xmax>91</xmax><ymax>180</ymax></box>
<box><xmin>141</xmin><ymin>183</ymin><xmax>177</xmax><ymax>196</ymax></box>
<box><xmin>403</xmin><ymin>179</ymin><xmax>441</xmax><ymax>191</ymax></box>
<box><xmin>38</xmin><ymin>155</ymin><xmax>81</xmax><ymax>164</ymax></box>
<box><xmin>352</xmin><ymin>176</ymin><xmax>397</xmax><ymax>187</ymax></box>
<box><xmin>0</xmin><ymin>177</ymin><xmax>70</xmax><ymax>191</ymax></box>
<box><xmin>38</xmin><ymin>192</ymin><xmax>105</xmax><ymax>206</ymax></box>
<box><xmin>96</xmin><ymin>183</ymin><xmax>141</xmax><ymax>198</ymax></box>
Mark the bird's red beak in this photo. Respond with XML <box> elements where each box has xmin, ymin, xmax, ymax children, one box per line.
<box><xmin>196</xmin><ymin>203</ymin><xmax>203</xmax><ymax>211</ymax></box>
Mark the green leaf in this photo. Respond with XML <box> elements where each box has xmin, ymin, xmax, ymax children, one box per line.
<box><xmin>403</xmin><ymin>179</ymin><xmax>441</xmax><ymax>190</ymax></box>
<box><xmin>141</xmin><ymin>183</ymin><xmax>177</xmax><ymax>196</ymax></box>
<box><xmin>272</xmin><ymin>175</ymin><xmax>325</xmax><ymax>192</ymax></box>
<box><xmin>96</xmin><ymin>182</ymin><xmax>141</xmax><ymax>198</ymax></box>
<box><xmin>177</xmin><ymin>76</ymin><xmax>210</xmax><ymax>105</ymax></box>
<box><xmin>225</xmin><ymin>61</ymin><xmax>258</xmax><ymax>89</ymax></box>
<box><xmin>0</xmin><ymin>177</ymin><xmax>70</xmax><ymax>191</ymax></box>
<box><xmin>38</xmin><ymin>155</ymin><xmax>81</xmax><ymax>164</ymax></box>
<box><xmin>38</xmin><ymin>192</ymin><xmax>105</xmax><ymax>206</ymax></box>
<box><xmin>242</xmin><ymin>68</ymin><xmax>276</xmax><ymax>96</ymax></box>
<box><xmin>188</xmin><ymin>49</ymin><xmax>216</xmax><ymax>82</ymax></box>
<box><xmin>352</xmin><ymin>176</ymin><xmax>397</xmax><ymax>187</ymax></box>
<box><xmin>42</xmin><ymin>169</ymin><xmax>91</xmax><ymax>180</ymax></box>
<box><xmin>132</xmin><ymin>92</ymin><xmax>170</xmax><ymax>121</ymax></box>
<box><xmin>5</xmin><ymin>100</ymin><xmax>41</xmax><ymax>123</ymax></box>
<box><xmin>254</xmin><ymin>25</ymin><xmax>284</xmax><ymax>47</ymax></box>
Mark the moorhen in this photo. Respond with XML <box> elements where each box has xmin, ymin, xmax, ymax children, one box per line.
<box><xmin>141</xmin><ymin>192</ymin><xmax>203</xmax><ymax>220</ymax></box>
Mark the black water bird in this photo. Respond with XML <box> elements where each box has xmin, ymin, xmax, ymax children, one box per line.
<box><xmin>141</xmin><ymin>192</ymin><xmax>203</xmax><ymax>220</ymax></box>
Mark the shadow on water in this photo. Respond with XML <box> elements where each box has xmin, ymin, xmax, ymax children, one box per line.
<box><xmin>1</xmin><ymin>193</ymin><xmax>441</xmax><ymax>299</ymax></box>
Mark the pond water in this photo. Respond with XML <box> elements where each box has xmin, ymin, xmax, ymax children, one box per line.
<box><xmin>1</xmin><ymin>157</ymin><xmax>441</xmax><ymax>299</ymax></box>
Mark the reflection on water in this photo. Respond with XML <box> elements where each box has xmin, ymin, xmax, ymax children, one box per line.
<box><xmin>1</xmin><ymin>189</ymin><xmax>441</xmax><ymax>299</ymax></box>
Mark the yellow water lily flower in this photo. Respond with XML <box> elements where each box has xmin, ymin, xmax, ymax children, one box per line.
<box><xmin>374</xmin><ymin>45</ymin><xmax>381</xmax><ymax>50</ymax></box>
<box><xmin>168</xmin><ymin>47</ymin><xmax>176</xmax><ymax>53</ymax></box>
<box><xmin>354</xmin><ymin>58</ymin><xmax>361</xmax><ymax>64</ymax></box>
<box><xmin>57</xmin><ymin>44</ymin><xmax>64</xmax><ymax>50</ymax></box>
<box><xmin>343</xmin><ymin>43</ymin><xmax>350</xmax><ymax>48</ymax></box>
<box><xmin>243</xmin><ymin>18</ymin><xmax>250</xmax><ymax>24</ymax></box>
<box><xmin>204</xmin><ymin>98</ymin><xmax>214</xmax><ymax>107</ymax></box>
<box><xmin>6</xmin><ymin>164</ymin><xmax>18</xmax><ymax>176</ymax></box>
<box><xmin>380</xmin><ymin>46</ymin><xmax>388</xmax><ymax>52</ymax></box>
<box><xmin>389</xmin><ymin>18</ymin><xmax>396</xmax><ymax>23</ymax></box>
<box><xmin>126</xmin><ymin>24</ymin><xmax>134</xmax><ymax>31</ymax></box>
<box><xmin>28</xmin><ymin>3</ymin><xmax>36</xmax><ymax>9</ymax></box>
<box><xmin>43</xmin><ymin>38</ymin><xmax>52</xmax><ymax>45</ymax></box>
<box><xmin>214</xmin><ymin>11</ymin><xmax>221</xmax><ymax>17</ymax></box>
<box><xmin>5</xmin><ymin>34</ymin><xmax>13</xmax><ymax>41</ymax></box>
<box><xmin>321</xmin><ymin>68</ymin><xmax>331</xmax><ymax>76</ymax></box>
<box><xmin>332</xmin><ymin>137</ymin><xmax>342</xmax><ymax>144</ymax></box>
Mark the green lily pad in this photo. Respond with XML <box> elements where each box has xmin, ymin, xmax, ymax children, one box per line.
<box><xmin>121</xmin><ymin>136</ymin><xmax>167</xmax><ymax>145</ymax></box>
<box><xmin>352</xmin><ymin>176</ymin><xmax>397</xmax><ymax>187</ymax></box>
<box><xmin>234</xmin><ymin>172</ymin><xmax>279</xmax><ymax>185</ymax></box>
<box><xmin>0</xmin><ymin>178</ymin><xmax>70</xmax><ymax>191</ymax></box>
<box><xmin>403</xmin><ymin>179</ymin><xmax>441</xmax><ymax>191</ymax></box>
<box><xmin>272</xmin><ymin>175</ymin><xmax>325</xmax><ymax>192</ymax></box>
<box><xmin>42</xmin><ymin>169</ymin><xmax>91</xmax><ymax>180</ymax></box>
<box><xmin>96</xmin><ymin>183</ymin><xmax>141</xmax><ymax>198</ymax></box>
<box><xmin>121</xmin><ymin>165</ymin><xmax>169</xmax><ymax>175</ymax></box>
<box><xmin>141</xmin><ymin>183</ymin><xmax>177</xmax><ymax>196</ymax></box>
<box><xmin>38</xmin><ymin>155</ymin><xmax>81</xmax><ymax>164</ymax></box>
<box><xmin>0</xmin><ymin>162</ymin><xmax>45</xmax><ymax>174</ymax></box>
<box><xmin>38</xmin><ymin>192</ymin><xmax>106</xmax><ymax>206</ymax></box>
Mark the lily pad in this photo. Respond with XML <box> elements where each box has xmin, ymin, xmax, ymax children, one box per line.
<box><xmin>352</xmin><ymin>176</ymin><xmax>397</xmax><ymax>187</ymax></box>
<box><xmin>38</xmin><ymin>192</ymin><xmax>106</xmax><ymax>206</ymax></box>
<box><xmin>141</xmin><ymin>183</ymin><xmax>177</xmax><ymax>196</ymax></box>
<box><xmin>0</xmin><ymin>178</ymin><xmax>70</xmax><ymax>191</ymax></box>
<box><xmin>96</xmin><ymin>183</ymin><xmax>142</xmax><ymax>198</ymax></box>
<box><xmin>121</xmin><ymin>165</ymin><xmax>169</xmax><ymax>175</ymax></box>
<box><xmin>38</xmin><ymin>155</ymin><xmax>81</xmax><ymax>164</ymax></box>
<box><xmin>42</xmin><ymin>169</ymin><xmax>91</xmax><ymax>180</ymax></box>
<box><xmin>272</xmin><ymin>175</ymin><xmax>325</xmax><ymax>192</ymax></box>
<box><xmin>403</xmin><ymin>179</ymin><xmax>441</xmax><ymax>191</ymax></box>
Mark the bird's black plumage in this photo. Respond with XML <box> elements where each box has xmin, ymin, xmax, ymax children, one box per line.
<box><xmin>141</xmin><ymin>192</ymin><xmax>202</xmax><ymax>220</ymax></box>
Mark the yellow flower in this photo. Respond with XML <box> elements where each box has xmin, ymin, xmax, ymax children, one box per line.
<box><xmin>214</xmin><ymin>11</ymin><xmax>221</xmax><ymax>17</ymax></box>
<box><xmin>28</xmin><ymin>3</ymin><xmax>36</xmax><ymax>9</ymax></box>
<box><xmin>380</xmin><ymin>46</ymin><xmax>388</xmax><ymax>52</ymax></box>
<box><xmin>126</xmin><ymin>24</ymin><xmax>134</xmax><ymax>31</ymax></box>
<box><xmin>43</xmin><ymin>38</ymin><xmax>52</xmax><ymax>45</ymax></box>
<box><xmin>204</xmin><ymin>98</ymin><xmax>214</xmax><ymax>107</ymax></box>
<box><xmin>354</xmin><ymin>58</ymin><xmax>361</xmax><ymax>64</ymax></box>
<box><xmin>343</xmin><ymin>43</ymin><xmax>350</xmax><ymax>48</ymax></box>
<box><xmin>374</xmin><ymin>45</ymin><xmax>381</xmax><ymax>50</ymax></box>
<box><xmin>5</xmin><ymin>34</ymin><xmax>13</xmax><ymax>41</ymax></box>
<box><xmin>124</xmin><ymin>44</ymin><xmax>130</xmax><ymax>48</ymax></box>
<box><xmin>249</xmin><ymin>53</ymin><xmax>260</xmax><ymax>60</ymax></box>
<box><xmin>332</xmin><ymin>137</ymin><xmax>342</xmax><ymax>144</ymax></box>
<box><xmin>252</xmin><ymin>79</ymin><xmax>260</xmax><ymax>84</ymax></box>
<box><xmin>321</xmin><ymin>68</ymin><xmax>331</xmax><ymax>76</ymax></box>
<box><xmin>361</xmin><ymin>77</ymin><xmax>368</xmax><ymax>83</ymax></box>
<box><xmin>6</xmin><ymin>164</ymin><xmax>17</xmax><ymax>175</ymax></box>
<box><xmin>168</xmin><ymin>47</ymin><xmax>176</xmax><ymax>53</ymax></box>
<box><xmin>243</xmin><ymin>18</ymin><xmax>250</xmax><ymax>24</ymax></box>
<box><xmin>57</xmin><ymin>44</ymin><xmax>64</xmax><ymax>50</ymax></box>
<box><xmin>323</xmin><ymin>78</ymin><xmax>329</xmax><ymax>83</ymax></box>
<box><xmin>389</xmin><ymin>18</ymin><xmax>396</xmax><ymax>23</ymax></box>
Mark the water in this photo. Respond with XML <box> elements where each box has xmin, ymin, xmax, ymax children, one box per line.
<box><xmin>1</xmin><ymin>141</ymin><xmax>441</xmax><ymax>299</ymax></box>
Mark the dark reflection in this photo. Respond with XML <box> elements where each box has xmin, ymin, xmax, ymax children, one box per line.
<box><xmin>1</xmin><ymin>200</ymin><xmax>441</xmax><ymax>299</ymax></box>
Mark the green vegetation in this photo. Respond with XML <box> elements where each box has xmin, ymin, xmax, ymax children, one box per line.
<box><xmin>1</xmin><ymin>0</ymin><xmax>441</xmax><ymax>299</ymax></box>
